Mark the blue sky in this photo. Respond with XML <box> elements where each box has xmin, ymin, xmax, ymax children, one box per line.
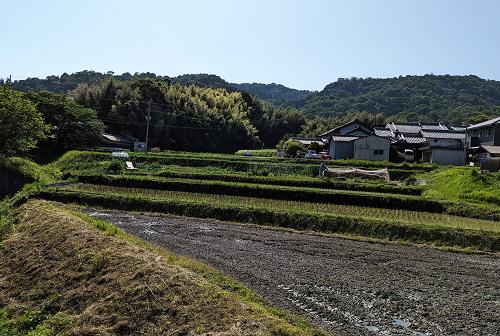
<box><xmin>1</xmin><ymin>0</ymin><xmax>499</xmax><ymax>90</ymax></box>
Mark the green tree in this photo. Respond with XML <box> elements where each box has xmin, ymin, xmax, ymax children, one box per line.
<box><xmin>26</xmin><ymin>91</ymin><xmax>104</xmax><ymax>150</ymax></box>
<box><xmin>0</xmin><ymin>86</ymin><xmax>48</xmax><ymax>156</ymax></box>
<box><xmin>280</xmin><ymin>139</ymin><xmax>306</xmax><ymax>158</ymax></box>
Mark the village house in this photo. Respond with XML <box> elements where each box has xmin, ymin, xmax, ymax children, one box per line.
<box><xmin>321</xmin><ymin>119</ymin><xmax>390</xmax><ymax>161</ymax></box>
<box><xmin>374</xmin><ymin>122</ymin><xmax>466</xmax><ymax>165</ymax></box>
<box><xmin>467</xmin><ymin>117</ymin><xmax>500</xmax><ymax>171</ymax></box>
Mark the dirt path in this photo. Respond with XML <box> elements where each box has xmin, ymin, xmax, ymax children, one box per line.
<box><xmin>85</xmin><ymin>209</ymin><xmax>500</xmax><ymax>336</ymax></box>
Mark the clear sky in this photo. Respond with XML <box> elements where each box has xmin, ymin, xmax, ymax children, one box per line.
<box><xmin>1</xmin><ymin>0</ymin><xmax>499</xmax><ymax>90</ymax></box>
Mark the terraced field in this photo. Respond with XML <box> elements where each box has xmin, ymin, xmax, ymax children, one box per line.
<box><xmin>67</xmin><ymin>184</ymin><xmax>499</xmax><ymax>233</ymax></box>
<box><xmin>6</xmin><ymin>150</ymin><xmax>499</xmax><ymax>335</ymax></box>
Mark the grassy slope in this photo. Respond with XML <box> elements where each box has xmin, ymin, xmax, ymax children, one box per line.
<box><xmin>0</xmin><ymin>200</ymin><xmax>326</xmax><ymax>336</ymax></box>
<box><xmin>422</xmin><ymin>167</ymin><xmax>500</xmax><ymax>207</ymax></box>
<box><xmin>0</xmin><ymin>156</ymin><xmax>56</xmax><ymax>186</ymax></box>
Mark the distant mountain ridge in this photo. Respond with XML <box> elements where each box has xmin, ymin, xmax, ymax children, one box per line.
<box><xmin>9</xmin><ymin>71</ymin><xmax>310</xmax><ymax>107</ymax></box>
<box><xmin>293</xmin><ymin>75</ymin><xmax>500</xmax><ymax>124</ymax></box>
<box><xmin>8</xmin><ymin>71</ymin><xmax>500</xmax><ymax>124</ymax></box>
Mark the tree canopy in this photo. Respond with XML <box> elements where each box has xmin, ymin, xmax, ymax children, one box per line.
<box><xmin>25</xmin><ymin>91</ymin><xmax>104</xmax><ymax>151</ymax></box>
<box><xmin>0</xmin><ymin>86</ymin><xmax>48</xmax><ymax>156</ymax></box>
<box><xmin>295</xmin><ymin>75</ymin><xmax>500</xmax><ymax>125</ymax></box>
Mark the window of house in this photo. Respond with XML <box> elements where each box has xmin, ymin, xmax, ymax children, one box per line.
<box><xmin>374</xmin><ymin>149</ymin><xmax>384</xmax><ymax>155</ymax></box>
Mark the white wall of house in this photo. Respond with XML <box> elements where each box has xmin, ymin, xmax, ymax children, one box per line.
<box><xmin>353</xmin><ymin>136</ymin><xmax>390</xmax><ymax>161</ymax></box>
<box><xmin>430</xmin><ymin>149</ymin><xmax>465</xmax><ymax>165</ymax></box>
<box><xmin>428</xmin><ymin>138</ymin><xmax>463</xmax><ymax>149</ymax></box>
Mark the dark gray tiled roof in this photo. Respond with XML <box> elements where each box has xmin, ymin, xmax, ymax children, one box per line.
<box><xmin>373</xmin><ymin>128</ymin><xmax>393</xmax><ymax>138</ymax></box>
<box><xmin>419</xmin><ymin>122</ymin><xmax>449</xmax><ymax>130</ymax></box>
<box><xmin>421</xmin><ymin>130</ymin><xmax>465</xmax><ymax>140</ymax></box>
<box><xmin>402</xmin><ymin>136</ymin><xmax>427</xmax><ymax>144</ymax></box>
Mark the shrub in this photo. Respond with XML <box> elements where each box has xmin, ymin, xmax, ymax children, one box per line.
<box><xmin>105</xmin><ymin>160</ymin><xmax>124</xmax><ymax>174</ymax></box>
<box><xmin>280</xmin><ymin>140</ymin><xmax>306</xmax><ymax>158</ymax></box>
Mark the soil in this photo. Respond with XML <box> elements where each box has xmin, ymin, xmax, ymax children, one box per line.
<box><xmin>85</xmin><ymin>209</ymin><xmax>500</xmax><ymax>336</ymax></box>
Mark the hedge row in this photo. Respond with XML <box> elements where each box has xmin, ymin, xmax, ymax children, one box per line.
<box><xmin>33</xmin><ymin>190</ymin><xmax>500</xmax><ymax>252</ymax></box>
<box><xmin>76</xmin><ymin>174</ymin><xmax>500</xmax><ymax>221</ymax></box>
<box><xmin>76</xmin><ymin>174</ymin><xmax>444</xmax><ymax>213</ymax></box>
<box><xmin>131</xmin><ymin>151</ymin><xmax>434</xmax><ymax>171</ymax></box>
<box><xmin>51</xmin><ymin>151</ymin><xmax>421</xmax><ymax>180</ymax></box>
<box><xmin>152</xmin><ymin>170</ymin><xmax>423</xmax><ymax>195</ymax></box>
<box><xmin>130</xmin><ymin>155</ymin><xmax>418</xmax><ymax>180</ymax></box>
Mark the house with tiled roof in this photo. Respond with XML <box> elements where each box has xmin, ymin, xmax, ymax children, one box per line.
<box><xmin>325</xmin><ymin>119</ymin><xmax>390</xmax><ymax>161</ymax></box>
<box><xmin>372</xmin><ymin>121</ymin><xmax>466</xmax><ymax>165</ymax></box>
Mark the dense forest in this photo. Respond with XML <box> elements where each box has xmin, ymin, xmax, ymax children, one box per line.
<box><xmin>8</xmin><ymin>71</ymin><xmax>500</xmax><ymax>127</ymax></box>
<box><xmin>8</xmin><ymin>71</ymin><xmax>309</xmax><ymax>107</ymax></box>
<box><xmin>71</xmin><ymin>78</ymin><xmax>304</xmax><ymax>152</ymax></box>
<box><xmin>294</xmin><ymin>75</ymin><xmax>500</xmax><ymax>125</ymax></box>
<box><xmin>2</xmin><ymin>71</ymin><xmax>499</xmax><ymax>152</ymax></box>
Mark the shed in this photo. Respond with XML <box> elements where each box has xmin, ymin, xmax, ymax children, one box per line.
<box><xmin>353</xmin><ymin>135</ymin><xmax>390</xmax><ymax>161</ymax></box>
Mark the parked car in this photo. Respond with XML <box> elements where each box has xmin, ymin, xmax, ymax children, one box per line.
<box><xmin>318</xmin><ymin>151</ymin><xmax>332</xmax><ymax>160</ymax></box>
<box><xmin>111</xmin><ymin>151</ymin><xmax>129</xmax><ymax>159</ymax></box>
<box><xmin>404</xmin><ymin>149</ymin><xmax>415</xmax><ymax>162</ymax></box>
<box><xmin>304</xmin><ymin>150</ymin><xmax>321</xmax><ymax>159</ymax></box>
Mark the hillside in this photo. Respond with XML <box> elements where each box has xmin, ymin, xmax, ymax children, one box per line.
<box><xmin>295</xmin><ymin>75</ymin><xmax>500</xmax><ymax>124</ymax></box>
<box><xmin>232</xmin><ymin>82</ymin><xmax>312</xmax><ymax>106</ymax></box>
<box><xmin>8</xmin><ymin>71</ymin><xmax>500</xmax><ymax>127</ymax></box>
<box><xmin>10</xmin><ymin>71</ymin><xmax>310</xmax><ymax>107</ymax></box>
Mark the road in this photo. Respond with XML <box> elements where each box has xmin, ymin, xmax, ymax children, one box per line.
<box><xmin>85</xmin><ymin>209</ymin><xmax>500</xmax><ymax>336</ymax></box>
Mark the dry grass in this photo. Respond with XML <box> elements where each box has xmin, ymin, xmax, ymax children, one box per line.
<box><xmin>0</xmin><ymin>200</ymin><xmax>326</xmax><ymax>336</ymax></box>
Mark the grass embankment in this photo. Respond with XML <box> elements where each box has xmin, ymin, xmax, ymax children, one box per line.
<box><xmin>51</xmin><ymin>150</ymin><xmax>423</xmax><ymax>179</ymax></box>
<box><xmin>67</xmin><ymin>184</ymin><xmax>500</xmax><ymax>233</ymax></box>
<box><xmin>423</xmin><ymin>167</ymin><xmax>500</xmax><ymax>207</ymax></box>
<box><xmin>150</xmin><ymin>170</ymin><xmax>422</xmax><ymax>195</ymax></box>
<box><xmin>0</xmin><ymin>157</ymin><xmax>56</xmax><ymax>186</ymax></box>
<box><xmin>235</xmin><ymin>149</ymin><xmax>277</xmax><ymax>157</ymax></box>
<box><xmin>74</xmin><ymin>174</ymin><xmax>499</xmax><ymax>220</ymax></box>
<box><xmin>131</xmin><ymin>150</ymin><xmax>434</xmax><ymax>171</ymax></box>
<box><xmin>0</xmin><ymin>200</ymin><xmax>326</xmax><ymax>336</ymax></box>
<box><xmin>35</xmin><ymin>188</ymin><xmax>500</xmax><ymax>252</ymax></box>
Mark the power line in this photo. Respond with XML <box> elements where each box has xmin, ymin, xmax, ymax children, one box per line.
<box><xmin>100</xmin><ymin>119</ymin><xmax>219</xmax><ymax>130</ymax></box>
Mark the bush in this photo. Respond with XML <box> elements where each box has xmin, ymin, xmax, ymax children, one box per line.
<box><xmin>280</xmin><ymin>140</ymin><xmax>306</xmax><ymax>158</ymax></box>
<box><xmin>105</xmin><ymin>160</ymin><xmax>124</xmax><ymax>174</ymax></box>
<box><xmin>307</xmin><ymin>141</ymin><xmax>322</xmax><ymax>153</ymax></box>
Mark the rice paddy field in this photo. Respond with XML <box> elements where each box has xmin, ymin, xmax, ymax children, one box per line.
<box><xmin>64</xmin><ymin>183</ymin><xmax>500</xmax><ymax>233</ymax></box>
<box><xmin>39</xmin><ymin>150</ymin><xmax>500</xmax><ymax>251</ymax></box>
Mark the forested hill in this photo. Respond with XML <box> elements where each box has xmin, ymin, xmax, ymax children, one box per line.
<box><xmin>9</xmin><ymin>71</ymin><xmax>309</xmax><ymax>107</ymax></box>
<box><xmin>231</xmin><ymin>82</ymin><xmax>312</xmax><ymax>106</ymax></box>
<box><xmin>295</xmin><ymin>75</ymin><xmax>500</xmax><ymax>124</ymax></box>
<box><xmin>7</xmin><ymin>71</ymin><xmax>500</xmax><ymax>125</ymax></box>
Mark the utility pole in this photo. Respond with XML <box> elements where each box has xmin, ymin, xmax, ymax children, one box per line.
<box><xmin>145</xmin><ymin>99</ymin><xmax>152</xmax><ymax>152</ymax></box>
<box><xmin>464</xmin><ymin>125</ymin><xmax>468</xmax><ymax>166</ymax></box>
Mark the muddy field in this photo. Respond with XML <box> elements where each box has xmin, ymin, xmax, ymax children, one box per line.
<box><xmin>85</xmin><ymin>209</ymin><xmax>500</xmax><ymax>336</ymax></box>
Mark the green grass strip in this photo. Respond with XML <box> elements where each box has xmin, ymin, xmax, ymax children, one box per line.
<box><xmin>32</xmin><ymin>189</ymin><xmax>500</xmax><ymax>252</ymax></box>
<box><xmin>150</xmin><ymin>170</ymin><xmax>423</xmax><ymax>195</ymax></box>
